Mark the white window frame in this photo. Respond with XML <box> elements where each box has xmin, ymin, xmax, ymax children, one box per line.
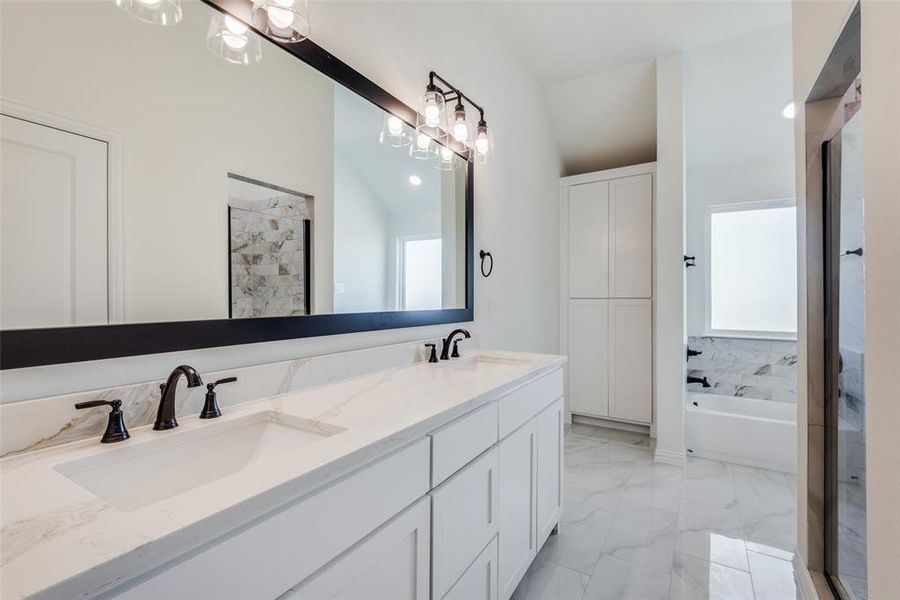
<box><xmin>396</xmin><ymin>233</ymin><xmax>441</xmax><ymax>311</ymax></box>
<box><xmin>704</xmin><ymin>197</ymin><xmax>798</xmax><ymax>341</ymax></box>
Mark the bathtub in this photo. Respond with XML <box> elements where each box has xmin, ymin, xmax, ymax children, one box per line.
<box><xmin>685</xmin><ymin>392</ymin><xmax>797</xmax><ymax>473</ymax></box>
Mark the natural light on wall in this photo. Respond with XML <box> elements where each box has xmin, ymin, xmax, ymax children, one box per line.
<box><xmin>709</xmin><ymin>202</ymin><xmax>798</xmax><ymax>336</ymax></box>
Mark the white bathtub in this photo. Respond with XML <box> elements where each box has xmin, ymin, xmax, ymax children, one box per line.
<box><xmin>685</xmin><ymin>392</ymin><xmax>797</xmax><ymax>473</ymax></box>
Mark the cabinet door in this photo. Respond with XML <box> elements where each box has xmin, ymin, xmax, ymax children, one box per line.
<box><xmin>498</xmin><ymin>421</ymin><xmax>537</xmax><ymax>600</ymax></box>
<box><xmin>536</xmin><ymin>397</ymin><xmax>564</xmax><ymax>546</ymax></box>
<box><xmin>568</xmin><ymin>299</ymin><xmax>609</xmax><ymax>418</ymax></box>
<box><xmin>442</xmin><ymin>537</ymin><xmax>498</xmax><ymax>600</ymax></box>
<box><xmin>567</xmin><ymin>181</ymin><xmax>609</xmax><ymax>298</ymax></box>
<box><xmin>609</xmin><ymin>174</ymin><xmax>652</xmax><ymax>298</ymax></box>
<box><xmin>608</xmin><ymin>299</ymin><xmax>653</xmax><ymax>423</ymax></box>
<box><xmin>431</xmin><ymin>447</ymin><xmax>500</xmax><ymax>599</ymax></box>
<box><xmin>283</xmin><ymin>497</ymin><xmax>431</xmax><ymax>600</ymax></box>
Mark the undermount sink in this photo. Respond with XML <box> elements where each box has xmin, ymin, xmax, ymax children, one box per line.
<box><xmin>439</xmin><ymin>354</ymin><xmax>531</xmax><ymax>371</ymax></box>
<box><xmin>54</xmin><ymin>411</ymin><xmax>345</xmax><ymax>512</ymax></box>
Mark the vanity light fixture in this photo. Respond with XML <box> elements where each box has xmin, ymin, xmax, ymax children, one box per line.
<box><xmin>408</xmin><ymin>175</ymin><xmax>422</xmax><ymax>186</ymax></box>
<box><xmin>114</xmin><ymin>0</ymin><xmax>182</xmax><ymax>26</ymax></box>
<box><xmin>410</xmin><ymin>132</ymin><xmax>435</xmax><ymax>160</ymax></box>
<box><xmin>379</xmin><ymin>114</ymin><xmax>411</xmax><ymax>147</ymax></box>
<box><xmin>415</xmin><ymin>71</ymin><xmax>491</xmax><ymax>169</ymax></box>
<box><xmin>250</xmin><ymin>0</ymin><xmax>310</xmax><ymax>43</ymax></box>
<box><xmin>207</xmin><ymin>14</ymin><xmax>262</xmax><ymax>65</ymax></box>
<box><xmin>781</xmin><ymin>101</ymin><xmax>796</xmax><ymax>120</ymax></box>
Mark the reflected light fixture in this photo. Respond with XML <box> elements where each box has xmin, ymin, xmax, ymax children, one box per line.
<box><xmin>410</xmin><ymin>132</ymin><xmax>434</xmax><ymax>160</ymax></box>
<box><xmin>435</xmin><ymin>146</ymin><xmax>457</xmax><ymax>172</ymax></box>
<box><xmin>115</xmin><ymin>0</ymin><xmax>182</xmax><ymax>25</ymax></box>
<box><xmin>408</xmin><ymin>175</ymin><xmax>422</xmax><ymax>186</ymax></box>
<box><xmin>379</xmin><ymin>115</ymin><xmax>411</xmax><ymax>147</ymax></box>
<box><xmin>781</xmin><ymin>101</ymin><xmax>796</xmax><ymax>120</ymax></box>
<box><xmin>207</xmin><ymin>14</ymin><xmax>262</xmax><ymax>65</ymax></box>
<box><xmin>251</xmin><ymin>0</ymin><xmax>310</xmax><ymax>43</ymax></box>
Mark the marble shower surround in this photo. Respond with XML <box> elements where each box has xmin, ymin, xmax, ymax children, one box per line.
<box><xmin>230</xmin><ymin>195</ymin><xmax>310</xmax><ymax>319</ymax></box>
<box><xmin>686</xmin><ymin>336</ymin><xmax>797</xmax><ymax>402</ymax></box>
<box><xmin>0</xmin><ymin>338</ymin><xmax>451</xmax><ymax>458</ymax></box>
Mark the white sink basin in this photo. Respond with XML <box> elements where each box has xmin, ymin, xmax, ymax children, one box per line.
<box><xmin>54</xmin><ymin>411</ymin><xmax>345</xmax><ymax>512</ymax></box>
<box><xmin>439</xmin><ymin>355</ymin><xmax>531</xmax><ymax>371</ymax></box>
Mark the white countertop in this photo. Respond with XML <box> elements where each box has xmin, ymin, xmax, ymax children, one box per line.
<box><xmin>0</xmin><ymin>350</ymin><xmax>565</xmax><ymax>599</ymax></box>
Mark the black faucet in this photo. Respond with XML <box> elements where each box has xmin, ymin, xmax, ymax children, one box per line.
<box><xmin>687</xmin><ymin>374</ymin><xmax>712</xmax><ymax>388</ymax></box>
<box><xmin>440</xmin><ymin>328</ymin><xmax>471</xmax><ymax>360</ymax></box>
<box><xmin>154</xmin><ymin>365</ymin><xmax>203</xmax><ymax>430</ymax></box>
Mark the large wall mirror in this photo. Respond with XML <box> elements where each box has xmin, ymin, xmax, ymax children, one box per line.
<box><xmin>0</xmin><ymin>0</ymin><xmax>473</xmax><ymax>368</ymax></box>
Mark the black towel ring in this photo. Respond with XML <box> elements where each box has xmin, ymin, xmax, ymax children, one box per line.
<box><xmin>479</xmin><ymin>250</ymin><xmax>493</xmax><ymax>278</ymax></box>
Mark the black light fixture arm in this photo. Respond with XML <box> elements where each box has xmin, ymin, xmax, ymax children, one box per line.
<box><xmin>429</xmin><ymin>71</ymin><xmax>486</xmax><ymax>123</ymax></box>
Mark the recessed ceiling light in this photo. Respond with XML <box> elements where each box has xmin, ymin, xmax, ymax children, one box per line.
<box><xmin>781</xmin><ymin>101</ymin><xmax>796</xmax><ymax>120</ymax></box>
<box><xmin>408</xmin><ymin>175</ymin><xmax>422</xmax><ymax>186</ymax></box>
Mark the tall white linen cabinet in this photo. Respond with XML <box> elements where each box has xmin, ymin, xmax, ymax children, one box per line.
<box><xmin>560</xmin><ymin>163</ymin><xmax>655</xmax><ymax>426</ymax></box>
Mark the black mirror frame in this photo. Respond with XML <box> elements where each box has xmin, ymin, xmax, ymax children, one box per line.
<box><xmin>0</xmin><ymin>0</ymin><xmax>474</xmax><ymax>370</ymax></box>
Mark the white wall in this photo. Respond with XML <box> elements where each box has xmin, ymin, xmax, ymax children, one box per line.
<box><xmin>0</xmin><ymin>0</ymin><xmax>562</xmax><ymax>402</ymax></box>
<box><xmin>792</xmin><ymin>1</ymin><xmax>900</xmax><ymax>596</ymax></box>
<box><xmin>653</xmin><ymin>52</ymin><xmax>686</xmax><ymax>463</ymax></box>
<box><xmin>332</xmin><ymin>148</ymin><xmax>389</xmax><ymax>313</ymax></box>
<box><xmin>0</xmin><ymin>0</ymin><xmax>335</xmax><ymax>323</ymax></box>
<box><xmin>684</xmin><ymin>25</ymin><xmax>796</xmax><ymax>336</ymax></box>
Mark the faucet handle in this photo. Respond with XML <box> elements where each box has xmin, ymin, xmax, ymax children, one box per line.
<box><xmin>75</xmin><ymin>399</ymin><xmax>130</xmax><ymax>443</ymax></box>
<box><xmin>200</xmin><ymin>377</ymin><xmax>237</xmax><ymax>420</ymax></box>
<box><xmin>451</xmin><ymin>339</ymin><xmax>462</xmax><ymax>359</ymax></box>
<box><xmin>424</xmin><ymin>343</ymin><xmax>438</xmax><ymax>363</ymax></box>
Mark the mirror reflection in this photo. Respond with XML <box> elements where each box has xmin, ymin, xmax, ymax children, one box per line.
<box><xmin>0</xmin><ymin>0</ymin><xmax>467</xmax><ymax>330</ymax></box>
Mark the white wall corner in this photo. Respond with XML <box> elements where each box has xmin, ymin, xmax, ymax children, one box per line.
<box><xmin>653</xmin><ymin>448</ymin><xmax>687</xmax><ymax>466</ymax></box>
<box><xmin>652</xmin><ymin>51</ymin><xmax>687</xmax><ymax>459</ymax></box>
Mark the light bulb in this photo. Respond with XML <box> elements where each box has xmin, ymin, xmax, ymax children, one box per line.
<box><xmin>388</xmin><ymin>116</ymin><xmax>403</xmax><ymax>136</ymax></box>
<box><xmin>452</xmin><ymin>121</ymin><xmax>469</xmax><ymax>142</ymax></box>
<box><xmin>475</xmin><ymin>135</ymin><xmax>489</xmax><ymax>155</ymax></box>
<box><xmin>137</xmin><ymin>0</ymin><xmax>161</xmax><ymax>5</ymax></box>
<box><xmin>441</xmin><ymin>147</ymin><xmax>453</xmax><ymax>161</ymax></box>
<box><xmin>224</xmin><ymin>15</ymin><xmax>248</xmax><ymax>35</ymax></box>
<box><xmin>409</xmin><ymin>175</ymin><xmax>422</xmax><ymax>186</ymax></box>
<box><xmin>781</xmin><ymin>101</ymin><xmax>795</xmax><ymax>120</ymax></box>
<box><xmin>416</xmin><ymin>133</ymin><xmax>431</xmax><ymax>150</ymax></box>
<box><xmin>425</xmin><ymin>104</ymin><xmax>440</xmax><ymax>127</ymax></box>
<box><xmin>267</xmin><ymin>0</ymin><xmax>295</xmax><ymax>30</ymax></box>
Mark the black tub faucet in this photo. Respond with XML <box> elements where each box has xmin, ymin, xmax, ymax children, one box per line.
<box><xmin>687</xmin><ymin>374</ymin><xmax>712</xmax><ymax>388</ymax></box>
<box><xmin>440</xmin><ymin>328</ymin><xmax>471</xmax><ymax>360</ymax></box>
<box><xmin>155</xmin><ymin>365</ymin><xmax>203</xmax><ymax>430</ymax></box>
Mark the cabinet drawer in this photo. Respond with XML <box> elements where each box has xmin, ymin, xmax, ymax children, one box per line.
<box><xmin>113</xmin><ymin>439</ymin><xmax>431</xmax><ymax>599</ymax></box>
<box><xmin>498</xmin><ymin>369</ymin><xmax>563</xmax><ymax>439</ymax></box>
<box><xmin>431</xmin><ymin>446</ymin><xmax>499</xmax><ymax>599</ymax></box>
<box><xmin>442</xmin><ymin>536</ymin><xmax>498</xmax><ymax>600</ymax></box>
<box><xmin>430</xmin><ymin>402</ymin><xmax>498</xmax><ymax>486</ymax></box>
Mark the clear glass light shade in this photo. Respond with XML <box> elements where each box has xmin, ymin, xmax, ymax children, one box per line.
<box><xmin>473</xmin><ymin>125</ymin><xmax>491</xmax><ymax>165</ymax></box>
<box><xmin>207</xmin><ymin>14</ymin><xmax>262</xmax><ymax>66</ymax></box>
<box><xmin>451</xmin><ymin>108</ymin><xmax>469</xmax><ymax>143</ymax></box>
<box><xmin>251</xmin><ymin>0</ymin><xmax>310</xmax><ymax>43</ymax></box>
<box><xmin>434</xmin><ymin>145</ymin><xmax>460</xmax><ymax>172</ymax></box>
<box><xmin>410</xmin><ymin>132</ymin><xmax>435</xmax><ymax>160</ymax></box>
<box><xmin>379</xmin><ymin>115</ymin><xmax>411</xmax><ymax>147</ymax></box>
<box><xmin>115</xmin><ymin>0</ymin><xmax>182</xmax><ymax>26</ymax></box>
<box><xmin>416</xmin><ymin>90</ymin><xmax>447</xmax><ymax>140</ymax></box>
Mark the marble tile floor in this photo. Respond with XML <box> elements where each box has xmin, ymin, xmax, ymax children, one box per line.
<box><xmin>513</xmin><ymin>423</ymin><xmax>800</xmax><ymax>600</ymax></box>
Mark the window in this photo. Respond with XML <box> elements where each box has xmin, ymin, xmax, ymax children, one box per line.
<box><xmin>398</xmin><ymin>235</ymin><xmax>442</xmax><ymax>311</ymax></box>
<box><xmin>707</xmin><ymin>200</ymin><xmax>797</xmax><ymax>337</ymax></box>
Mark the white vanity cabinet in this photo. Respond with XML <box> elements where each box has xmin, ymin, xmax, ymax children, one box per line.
<box><xmin>107</xmin><ymin>367</ymin><xmax>563</xmax><ymax>600</ymax></box>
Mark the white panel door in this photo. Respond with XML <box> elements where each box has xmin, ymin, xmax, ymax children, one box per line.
<box><xmin>608</xmin><ymin>174</ymin><xmax>652</xmax><ymax>298</ymax></box>
<box><xmin>498</xmin><ymin>420</ymin><xmax>537</xmax><ymax>600</ymax></box>
<box><xmin>1</xmin><ymin>114</ymin><xmax>108</xmax><ymax>328</ymax></box>
<box><xmin>535</xmin><ymin>397</ymin><xmax>563</xmax><ymax>546</ymax></box>
<box><xmin>568</xmin><ymin>299</ymin><xmax>609</xmax><ymax>418</ymax></box>
<box><xmin>608</xmin><ymin>298</ymin><xmax>653</xmax><ymax>423</ymax></box>
<box><xmin>284</xmin><ymin>497</ymin><xmax>431</xmax><ymax>600</ymax></box>
<box><xmin>567</xmin><ymin>181</ymin><xmax>609</xmax><ymax>298</ymax></box>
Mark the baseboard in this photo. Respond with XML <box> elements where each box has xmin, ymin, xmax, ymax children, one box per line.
<box><xmin>653</xmin><ymin>448</ymin><xmax>687</xmax><ymax>466</ymax></box>
<box><xmin>793</xmin><ymin>553</ymin><xmax>820</xmax><ymax>599</ymax></box>
<box><xmin>571</xmin><ymin>413</ymin><xmax>650</xmax><ymax>434</ymax></box>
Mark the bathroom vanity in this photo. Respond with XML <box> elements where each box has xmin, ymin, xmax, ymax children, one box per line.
<box><xmin>0</xmin><ymin>351</ymin><xmax>565</xmax><ymax>599</ymax></box>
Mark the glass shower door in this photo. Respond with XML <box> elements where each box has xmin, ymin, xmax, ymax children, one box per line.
<box><xmin>824</xmin><ymin>107</ymin><xmax>867</xmax><ymax>600</ymax></box>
